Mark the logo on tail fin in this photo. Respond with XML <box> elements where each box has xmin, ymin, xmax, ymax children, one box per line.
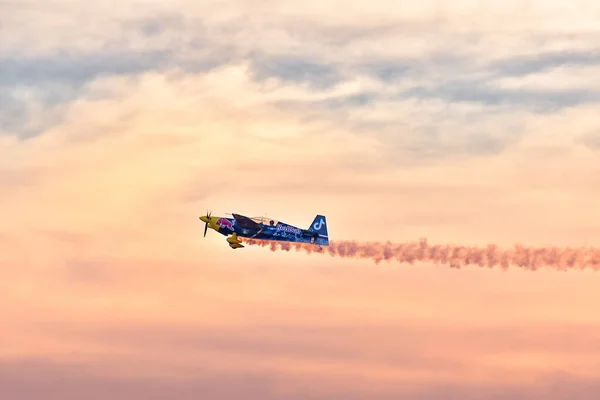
<box><xmin>308</xmin><ymin>215</ymin><xmax>328</xmax><ymax>237</ymax></box>
<box><xmin>313</xmin><ymin>219</ymin><xmax>325</xmax><ymax>231</ymax></box>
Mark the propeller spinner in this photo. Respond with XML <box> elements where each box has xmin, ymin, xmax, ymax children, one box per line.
<box><xmin>202</xmin><ymin>210</ymin><xmax>211</xmax><ymax>237</ymax></box>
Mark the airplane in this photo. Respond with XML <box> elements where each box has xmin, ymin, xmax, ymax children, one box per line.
<box><xmin>199</xmin><ymin>211</ymin><xmax>329</xmax><ymax>250</ymax></box>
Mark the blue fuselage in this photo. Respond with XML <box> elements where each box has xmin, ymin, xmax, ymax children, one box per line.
<box><xmin>213</xmin><ymin>217</ymin><xmax>329</xmax><ymax>246</ymax></box>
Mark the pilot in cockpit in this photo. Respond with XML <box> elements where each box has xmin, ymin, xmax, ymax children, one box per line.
<box><xmin>269</xmin><ymin>220</ymin><xmax>275</xmax><ymax>226</ymax></box>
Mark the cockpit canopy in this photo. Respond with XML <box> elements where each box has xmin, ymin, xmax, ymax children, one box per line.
<box><xmin>250</xmin><ymin>216</ymin><xmax>279</xmax><ymax>226</ymax></box>
<box><xmin>231</xmin><ymin>213</ymin><xmax>279</xmax><ymax>229</ymax></box>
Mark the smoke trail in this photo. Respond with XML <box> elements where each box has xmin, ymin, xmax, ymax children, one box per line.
<box><xmin>242</xmin><ymin>238</ymin><xmax>600</xmax><ymax>270</ymax></box>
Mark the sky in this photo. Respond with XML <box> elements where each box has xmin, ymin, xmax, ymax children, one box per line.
<box><xmin>2</xmin><ymin>0</ymin><xmax>600</xmax><ymax>398</ymax></box>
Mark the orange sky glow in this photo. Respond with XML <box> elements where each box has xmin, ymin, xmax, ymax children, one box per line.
<box><xmin>2</xmin><ymin>1</ymin><xmax>600</xmax><ymax>398</ymax></box>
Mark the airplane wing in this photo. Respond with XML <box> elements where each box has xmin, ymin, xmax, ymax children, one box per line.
<box><xmin>231</xmin><ymin>213</ymin><xmax>263</xmax><ymax>230</ymax></box>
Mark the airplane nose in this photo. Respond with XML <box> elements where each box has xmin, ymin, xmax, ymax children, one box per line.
<box><xmin>200</xmin><ymin>216</ymin><xmax>208</xmax><ymax>223</ymax></box>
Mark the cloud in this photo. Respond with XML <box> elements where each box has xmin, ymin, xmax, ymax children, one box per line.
<box><xmin>4</xmin><ymin>0</ymin><xmax>600</xmax><ymax>146</ymax></box>
<box><xmin>5</xmin><ymin>320</ymin><xmax>600</xmax><ymax>399</ymax></box>
<box><xmin>489</xmin><ymin>50</ymin><xmax>600</xmax><ymax>78</ymax></box>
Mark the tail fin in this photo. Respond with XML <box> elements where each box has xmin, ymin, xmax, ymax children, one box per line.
<box><xmin>308</xmin><ymin>215</ymin><xmax>327</xmax><ymax>237</ymax></box>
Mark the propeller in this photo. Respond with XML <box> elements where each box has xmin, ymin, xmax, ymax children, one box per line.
<box><xmin>203</xmin><ymin>210</ymin><xmax>211</xmax><ymax>237</ymax></box>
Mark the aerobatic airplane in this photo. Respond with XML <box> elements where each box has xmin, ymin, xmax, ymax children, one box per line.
<box><xmin>199</xmin><ymin>211</ymin><xmax>329</xmax><ymax>249</ymax></box>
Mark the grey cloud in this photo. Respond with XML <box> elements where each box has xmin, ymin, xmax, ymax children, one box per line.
<box><xmin>350</xmin><ymin>50</ymin><xmax>600</xmax><ymax>111</ymax></box>
<box><xmin>274</xmin><ymin>93</ymin><xmax>375</xmax><ymax>112</ymax></box>
<box><xmin>357</xmin><ymin>62</ymin><xmax>413</xmax><ymax>81</ymax></box>
<box><xmin>0</xmin><ymin>88</ymin><xmax>68</xmax><ymax>138</ymax></box>
<box><xmin>269</xmin><ymin>92</ymin><xmax>525</xmax><ymax>163</ymax></box>
<box><xmin>0</xmin><ymin>51</ymin><xmax>172</xmax><ymax>138</ymax></box>
<box><xmin>0</xmin><ymin>47</ymin><xmax>230</xmax><ymax>138</ymax></box>
<box><xmin>402</xmin><ymin>80</ymin><xmax>600</xmax><ymax>110</ymax></box>
<box><xmin>246</xmin><ymin>49</ymin><xmax>600</xmax><ymax>161</ymax></box>
<box><xmin>249</xmin><ymin>54</ymin><xmax>343</xmax><ymax>89</ymax></box>
<box><xmin>0</xmin><ymin>10</ymin><xmax>231</xmax><ymax>139</ymax></box>
<box><xmin>259</xmin><ymin>55</ymin><xmax>600</xmax><ymax>116</ymax></box>
<box><xmin>4</xmin><ymin>6</ymin><xmax>600</xmax><ymax>165</ymax></box>
<box><xmin>0</xmin><ymin>51</ymin><xmax>173</xmax><ymax>86</ymax></box>
<box><xmin>489</xmin><ymin>50</ymin><xmax>600</xmax><ymax>77</ymax></box>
